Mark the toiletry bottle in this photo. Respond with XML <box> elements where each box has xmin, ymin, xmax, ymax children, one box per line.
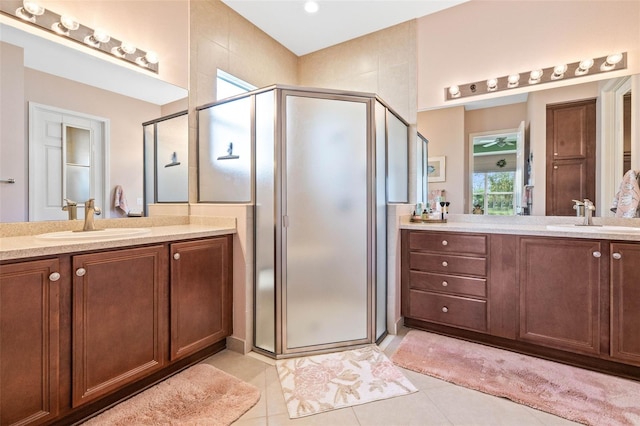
<box><xmin>421</xmin><ymin>209</ymin><xmax>428</xmax><ymax>220</ymax></box>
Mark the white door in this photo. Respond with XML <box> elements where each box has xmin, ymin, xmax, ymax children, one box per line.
<box><xmin>29</xmin><ymin>103</ymin><xmax>107</xmax><ymax>221</ymax></box>
<box><xmin>514</xmin><ymin>120</ymin><xmax>526</xmax><ymax>214</ymax></box>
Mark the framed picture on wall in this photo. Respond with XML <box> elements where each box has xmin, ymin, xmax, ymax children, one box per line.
<box><xmin>427</xmin><ymin>156</ymin><xmax>446</xmax><ymax>182</ymax></box>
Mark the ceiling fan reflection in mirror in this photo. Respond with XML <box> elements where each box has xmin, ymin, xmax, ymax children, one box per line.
<box><xmin>480</xmin><ymin>136</ymin><xmax>515</xmax><ymax>148</ymax></box>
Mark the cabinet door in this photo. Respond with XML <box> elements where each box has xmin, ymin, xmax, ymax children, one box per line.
<box><xmin>170</xmin><ymin>236</ymin><xmax>232</xmax><ymax>361</ymax></box>
<box><xmin>519</xmin><ymin>237</ymin><xmax>602</xmax><ymax>355</ymax></box>
<box><xmin>71</xmin><ymin>246</ymin><xmax>167</xmax><ymax>407</ymax></box>
<box><xmin>611</xmin><ymin>243</ymin><xmax>640</xmax><ymax>365</ymax></box>
<box><xmin>1</xmin><ymin>259</ymin><xmax>60</xmax><ymax>425</ymax></box>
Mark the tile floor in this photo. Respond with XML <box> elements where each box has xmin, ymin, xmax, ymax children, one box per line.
<box><xmin>201</xmin><ymin>327</ymin><xmax>580</xmax><ymax>426</ymax></box>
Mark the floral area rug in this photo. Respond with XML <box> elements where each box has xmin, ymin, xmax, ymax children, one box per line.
<box><xmin>391</xmin><ymin>330</ymin><xmax>640</xmax><ymax>426</ymax></box>
<box><xmin>276</xmin><ymin>345</ymin><xmax>417</xmax><ymax>419</ymax></box>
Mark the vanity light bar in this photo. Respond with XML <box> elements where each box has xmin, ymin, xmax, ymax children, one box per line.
<box><xmin>445</xmin><ymin>52</ymin><xmax>627</xmax><ymax>101</ymax></box>
<box><xmin>0</xmin><ymin>0</ymin><xmax>159</xmax><ymax>73</ymax></box>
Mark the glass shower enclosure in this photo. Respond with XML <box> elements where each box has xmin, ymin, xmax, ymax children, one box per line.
<box><xmin>197</xmin><ymin>85</ymin><xmax>408</xmax><ymax>357</ymax></box>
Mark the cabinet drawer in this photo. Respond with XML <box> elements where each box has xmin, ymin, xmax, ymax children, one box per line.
<box><xmin>408</xmin><ymin>290</ymin><xmax>487</xmax><ymax>332</ymax></box>
<box><xmin>409</xmin><ymin>232</ymin><xmax>487</xmax><ymax>255</ymax></box>
<box><xmin>409</xmin><ymin>271</ymin><xmax>486</xmax><ymax>297</ymax></box>
<box><xmin>410</xmin><ymin>252</ymin><xmax>487</xmax><ymax>277</ymax></box>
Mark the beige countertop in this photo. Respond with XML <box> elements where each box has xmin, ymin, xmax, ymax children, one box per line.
<box><xmin>0</xmin><ymin>216</ymin><xmax>236</xmax><ymax>261</ymax></box>
<box><xmin>400</xmin><ymin>214</ymin><xmax>640</xmax><ymax>242</ymax></box>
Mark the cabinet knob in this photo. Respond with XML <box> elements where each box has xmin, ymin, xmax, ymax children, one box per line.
<box><xmin>173</xmin><ymin>253</ymin><xmax>181</xmax><ymax>260</ymax></box>
<box><xmin>592</xmin><ymin>251</ymin><xmax>601</xmax><ymax>258</ymax></box>
<box><xmin>441</xmin><ymin>240</ymin><xmax>448</xmax><ymax>246</ymax></box>
<box><xmin>442</xmin><ymin>306</ymin><xmax>449</xmax><ymax>313</ymax></box>
<box><xmin>612</xmin><ymin>252</ymin><xmax>622</xmax><ymax>260</ymax></box>
<box><xmin>75</xmin><ymin>268</ymin><xmax>86</xmax><ymax>277</ymax></box>
<box><xmin>49</xmin><ymin>272</ymin><xmax>60</xmax><ymax>281</ymax></box>
<box><xmin>442</xmin><ymin>261</ymin><xmax>448</xmax><ymax>267</ymax></box>
<box><xmin>442</xmin><ymin>281</ymin><xmax>448</xmax><ymax>287</ymax></box>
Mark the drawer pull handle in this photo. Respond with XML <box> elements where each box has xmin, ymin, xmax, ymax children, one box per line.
<box><xmin>441</xmin><ymin>240</ymin><xmax>448</xmax><ymax>246</ymax></box>
<box><xmin>76</xmin><ymin>268</ymin><xmax>86</xmax><ymax>277</ymax></box>
<box><xmin>592</xmin><ymin>251</ymin><xmax>601</xmax><ymax>258</ymax></box>
<box><xmin>442</xmin><ymin>281</ymin><xmax>448</xmax><ymax>287</ymax></box>
<box><xmin>442</xmin><ymin>261</ymin><xmax>448</xmax><ymax>267</ymax></box>
<box><xmin>442</xmin><ymin>306</ymin><xmax>449</xmax><ymax>313</ymax></box>
<box><xmin>173</xmin><ymin>253</ymin><xmax>181</xmax><ymax>260</ymax></box>
<box><xmin>612</xmin><ymin>252</ymin><xmax>622</xmax><ymax>260</ymax></box>
<box><xmin>49</xmin><ymin>272</ymin><xmax>60</xmax><ymax>281</ymax></box>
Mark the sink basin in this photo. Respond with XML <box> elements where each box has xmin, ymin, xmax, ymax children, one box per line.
<box><xmin>546</xmin><ymin>224</ymin><xmax>640</xmax><ymax>234</ymax></box>
<box><xmin>35</xmin><ymin>228</ymin><xmax>151</xmax><ymax>242</ymax></box>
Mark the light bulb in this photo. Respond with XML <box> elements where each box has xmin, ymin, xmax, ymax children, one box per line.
<box><xmin>448</xmin><ymin>85</ymin><xmax>460</xmax><ymax>98</ymax></box>
<box><xmin>551</xmin><ymin>64</ymin><xmax>567</xmax><ymax>80</ymax></box>
<box><xmin>135</xmin><ymin>51</ymin><xmax>159</xmax><ymax>67</ymax></box>
<box><xmin>111</xmin><ymin>42</ymin><xmax>136</xmax><ymax>58</ymax></box>
<box><xmin>575</xmin><ymin>59</ymin><xmax>594</xmax><ymax>75</ymax></box>
<box><xmin>304</xmin><ymin>1</ymin><xmax>319</xmax><ymax>13</ymax></box>
<box><xmin>601</xmin><ymin>53</ymin><xmax>623</xmax><ymax>71</ymax></box>
<box><xmin>16</xmin><ymin>1</ymin><xmax>44</xmax><ymax>22</ymax></box>
<box><xmin>84</xmin><ymin>28</ymin><xmax>110</xmax><ymax>47</ymax></box>
<box><xmin>487</xmin><ymin>78</ymin><xmax>498</xmax><ymax>91</ymax></box>
<box><xmin>529</xmin><ymin>69</ymin><xmax>543</xmax><ymax>84</ymax></box>
<box><xmin>507</xmin><ymin>74</ymin><xmax>520</xmax><ymax>88</ymax></box>
<box><xmin>51</xmin><ymin>15</ymin><xmax>79</xmax><ymax>35</ymax></box>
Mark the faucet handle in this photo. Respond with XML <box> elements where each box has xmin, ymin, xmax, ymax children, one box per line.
<box><xmin>583</xmin><ymin>199</ymin><xmax>596</xmax><ymax>210</ymax></box>
<box><xmin>572</xmin><ymin>199</ymin><xmax>584</xmax><ymax>206</ymax></box>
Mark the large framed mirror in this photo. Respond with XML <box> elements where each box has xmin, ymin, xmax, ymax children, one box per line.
<box><xmin>419</xmin><ymin>74</ymin><xmax>638</xmax><ymax>217</ymax></box>
<box><xmin>0</xmin><ymin>2</ymin><xmax>188</xmax><ymax>223</ymax></box>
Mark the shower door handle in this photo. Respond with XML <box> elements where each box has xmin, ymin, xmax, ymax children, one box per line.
<box><xmin>282</xmin><ymin>215</ymin><xmax>289</xmax><ymax>228</ymax></box>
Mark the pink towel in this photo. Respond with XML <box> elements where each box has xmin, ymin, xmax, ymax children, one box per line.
<box><xmin>114</xmin><ymin>185</ymin><xmax>129</xmax><ymax>214</ymax></box>
<box><xmin>611</xmin><ymin>170</ymin><xmax>640</xmax><ymax>218</ymax></box>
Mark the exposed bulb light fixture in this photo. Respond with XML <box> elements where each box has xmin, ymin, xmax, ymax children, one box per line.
<box><xmin>444</xmin><ymin>53</ymin><xmax>627</xmax><ymax>101</ymax></box>
<box><xmin>16</xmin><ymin>1</ymin><xmax>44</xmax><ymax>22</ymax></box>
<box><xmin>304</xmin><ymin>0</ymin><xmax>319</xmax><ymax>13</ymax></box>
<box><xmin>507</xmin><ymin>74</ymin><xmax>520</xmax><ymax>88</ymax></box>
<box><xmin>575</xmin><ymin>58</ymin><xmax>594</xmax><ymax>76</ymax></box>
<box><xmin>135</xmin><ymin>51</ymin><xmax>159</xmax><ymax>67</ymax></box>
<box><xmin>111</xmin><ymin>41</ymin><xmax>136</xmax><ymax>58</ymax></box>
<box><xmin>84</xmin><ymin>28</ymin><xmax>110</xmax><ymax>48</ymax></box>
<box><xmin>529</xmin><ymin>69</ymin><xmax>543</xmax><ymax>84</ymax></box>
<box><xmin>51</xmin><ymin>15</ymin><xmax>79</xmax><ymax>36</ymax></box>
<box><xmin>551</xmin><ymin>64</ymin><xmax>567</xmax><ymax>80</ymax></box>
<box><xmin>600</xmin><ymin>53</ymin><xmax>623</xmax><ymax>71</ymax></box>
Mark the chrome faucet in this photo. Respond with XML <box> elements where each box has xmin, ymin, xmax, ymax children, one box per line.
<box><xmin>62</xmin><ymin>198</ymin><xmax>78</xmax><ymax>220</ymax></box>
<box><xmin>582</xmin><ymin>199</ymin><xmax>596</xmax><ymax>226</ymax></box>
<box><xmin>83</xmin><ymin>198</ymin><xmax>102</xmax><ymax>231</ymax></box>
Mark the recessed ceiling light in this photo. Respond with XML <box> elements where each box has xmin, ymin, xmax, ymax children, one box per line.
<box><xmin>304</xmin><ymin>1</ymin><xmax>319</xmax><ymax>14</ymax></box>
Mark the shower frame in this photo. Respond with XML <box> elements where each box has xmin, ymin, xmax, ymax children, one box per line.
<box><xmin>196</xmin><ymin>85</ymin><xmax>409</xmax><ymax>358</ymax></box>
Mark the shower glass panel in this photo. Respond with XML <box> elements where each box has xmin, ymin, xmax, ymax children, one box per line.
<box><xmin>284</xmin><ymin>94</ymin><xmax>369</xmax><ymax>349</ymax></box>
<box><xmin>198</xmin><ymin>97</ymin><xmax>252</xmax><ymax>202</ymax></box>
<box><xmin>387</xmin><ymin>111</ymin><xmax>409</xmax><ymax>203</ymax></box>
<box><xmin>375</xmin><ymin>102</ymin><xmax>387</xmax><ymax>341</ymax></box>
<box><xmin>254</xmin><ymin>90</ymin><xmax>276</xmax><ymax>353</ymax></box>
<box><xmin>156</xmin><ymin>114</ymin><xmax>188</xmax><ymax>202</ymax></box>
<box><xmin>143</xmin><ymin>111</ymin><xmax>188</xmax><ymax>216</ymax></box>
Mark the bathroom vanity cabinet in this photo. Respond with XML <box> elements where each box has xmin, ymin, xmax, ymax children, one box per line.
<box><xmin>610</xmin><ymin>242</ymin><xmax>640</xmax><ymax>365</ymax></box>
<box><xmin>401</xmin><ymin>229</ymin><xmax>640</xmax><ymax>379</ymax></box>
<box><xmin>0</xmin><ymin>234</ymin><xmax>232</xmax><ymax>426</ymax></box>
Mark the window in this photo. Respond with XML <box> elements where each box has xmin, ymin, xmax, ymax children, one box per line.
<box><xmin>472</xmin><ymin>171</ymin><xmax>515</xmax><ymax>215</ymax></box>
<box><xmin>216</xmin><ymin>69</ymin><xmax>256</xmax><ymax>101</ymax></box>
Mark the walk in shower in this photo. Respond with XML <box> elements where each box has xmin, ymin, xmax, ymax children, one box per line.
<box><xmin>197</xmin><ymin>85</ymin><xmax>408</xmax><ymax>357</ymax></box>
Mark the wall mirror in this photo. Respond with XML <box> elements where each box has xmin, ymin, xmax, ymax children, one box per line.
<box><xmin>0</xmin><ymin>10</ymin><xmax>188</xmax><ymax>223</ymax></box>
<box><xmin>422</xmin><ymin>74</ymin><xmax>636</xmax><ymax>216</ymax></box>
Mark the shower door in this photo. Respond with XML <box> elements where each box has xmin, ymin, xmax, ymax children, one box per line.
<box><xmin>282</xmin><ymin>92</ymin><xmax>371</xmax><ymax>353</ymax></box>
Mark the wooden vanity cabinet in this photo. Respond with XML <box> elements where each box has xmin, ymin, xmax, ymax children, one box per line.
<box><xmin>71</xmin><ymin>245</ymin><xmax>168</xmax><ymax>408</ymax></box>
<box><xmin>402</xmin><ymin>231</ymin><xmax>488</xmax><ymax>333</ymax></box>
<box><xmin>170</xmin><ymin>235</ymin><xmax>232</xmax><ymax>361</ymax></box>
<box><xmin>610</xmin><ymin>242</ymin><xmax>640</xmax><ymax>366</ymax></box>
<box><xmin>518</xmin><ymin>237</ymin><xmax>604</xmax><ymax>356</ymax></box>
<box><xmin>1</xmin><ymin>258</ymin><xmax>63</xmax><ymax>426</ymax></box>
